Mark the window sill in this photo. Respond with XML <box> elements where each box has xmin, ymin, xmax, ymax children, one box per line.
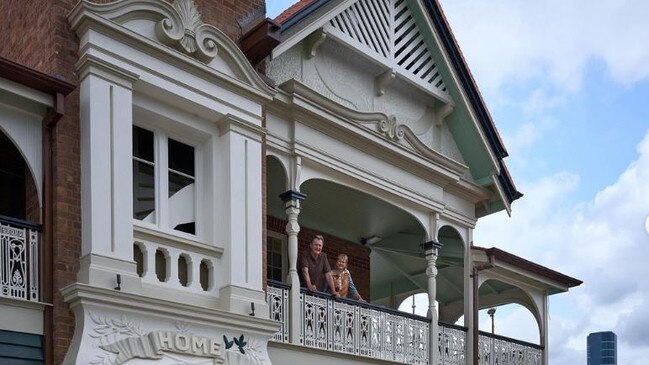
<box><xmin>0</xmin><ymin>296</ymin><xmax>52</xmax><ymax>310</ymax></box>
<box><xmin>134</xmin><ymin>223</ymin><xmax>224</xmax><ymax>257</ymax></box>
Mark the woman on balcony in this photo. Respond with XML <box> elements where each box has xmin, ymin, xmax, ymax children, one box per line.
<box><xmin>332</xmin><ymin>254</ymin><xmax>365</xmax><ymax>302</ymax></box>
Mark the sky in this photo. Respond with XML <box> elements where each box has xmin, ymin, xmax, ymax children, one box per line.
<box><xmin>267</xmin><ymin>0</ymin><xmax>649</xmax><ymax>363</ymax></box>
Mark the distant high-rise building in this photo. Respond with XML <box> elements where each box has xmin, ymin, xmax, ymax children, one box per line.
<box><xmin>587</xmin><ymin>331</ymin><xmax>617</xmax><ymax>365</ymax></box>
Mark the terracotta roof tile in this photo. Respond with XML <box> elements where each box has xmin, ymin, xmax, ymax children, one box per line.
<box><xmin>274</xmin><ymin>0</ymin><xmax>316</xmax><ymax>24</ymax></box>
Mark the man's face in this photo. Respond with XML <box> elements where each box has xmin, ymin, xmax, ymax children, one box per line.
<box><xmin>310</xmin><ymin>238</ymin><xmax>323</xmax><ymax>256</ymax></box>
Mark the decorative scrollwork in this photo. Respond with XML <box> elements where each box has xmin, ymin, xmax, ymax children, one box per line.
<box><xmin>1</xmin><ymin>222</ymin><xmax>38</xmax><ymax>301</ymax></box>
<box><xmin>378</xmin><ymin>115</ymin><xmax>406</xmax><ymax>141</ymax></box>
<box><xmin>155</xmin><ymin>0</ymin><xmax>218</xmax><ymax>63</ymax></box>
<box><xmin>478</xmin><ymin>333</ymin><xmax>541</xmax><ymax>365</ymax></box>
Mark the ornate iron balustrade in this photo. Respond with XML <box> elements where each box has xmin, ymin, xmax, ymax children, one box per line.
<box><xmin>0</xmin><ymin>215</ymin><xmax>40</xmax><ymax>302</ymax></box>
<box><xmin>266</xmin><ymin>282</ymin><xmax>540</xmax><ymax>365</ymax></box>
<box><xmin>266</xmin><ymin>280</ymin><xmax>290</xmax><ymax>343</ymax></box>
<box><xmin>300</xmin><ymin>289</ymin><xmax>429</xmax><ymax>363</ymax></box>
<box><xmin>265</xmin><ymin>282</ymin><xmax>429</xmax><ymax>363</ymax></box>
<box><xmin>478</xmin><ymin>331</ymin><xmax>542</xmax><ymax>365</ymax></box>
<box><xmin>439</xmin><ymin>322</ymin><xmax>467</xmax><ymax>365</ymax></box>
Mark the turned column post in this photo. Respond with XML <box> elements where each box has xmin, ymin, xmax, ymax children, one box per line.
<box><xmin>280</xmin><ymin>190</ymin><xmax>306</xmax><ymax>345</ymax></box>
<box><xmin>424</xmin><ymin>240</ymin><xmax>443</xmax><ymax>365</ymax></box>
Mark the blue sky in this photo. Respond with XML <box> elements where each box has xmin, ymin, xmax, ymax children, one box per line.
<box><xmin>267</xmin><ymin>1</ymin><xmax>649</xmax><ymax>363</ymax></box>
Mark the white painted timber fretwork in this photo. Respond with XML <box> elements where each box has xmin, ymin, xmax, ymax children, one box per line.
<box><xmin>325</xmin><ymin>0</ymin><xmax>449</xmax><ymax>99</ymax></box>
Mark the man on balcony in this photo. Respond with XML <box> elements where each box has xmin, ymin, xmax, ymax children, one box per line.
<box><xmin>300</xmin><ymin>235</ymin><xmax>340</xmax><ymax>298</ymax></box>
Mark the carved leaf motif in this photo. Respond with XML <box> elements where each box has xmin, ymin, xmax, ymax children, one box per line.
<box><xmin>89</xmin><ymin>313</ymin><xmax>144</xmax><ymax>340</ymax></box>
<box><xmin>174</xmin><ymin>321</ymin><xmax>192</xmax><ymax>334</ymax></box>
<box><xmin>173</xmin><ymin>0</ymin><xmax>202</xmax><ymax>54</ymax></box>
<box><xmin>155</xmin><ymin>0</ymin><xmax>219</xmax><ymax>63</ymax></box>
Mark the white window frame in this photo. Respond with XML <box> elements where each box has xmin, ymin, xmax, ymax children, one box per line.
<box><xmin>266</xmin><ymin>230</ymin><xmax>288</xmax><ymax>282</ymax></box>
<box><xmin>132</xmin><ymin>123</ymin><xmax>204</xmax><ymax>241</ymax></box>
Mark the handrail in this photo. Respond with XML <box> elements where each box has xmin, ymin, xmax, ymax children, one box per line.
<box><xmin>267</xmin><ymin>280</ymin><xmax>430</xmax><ymax>321</ymax></box>
<box><xmin>438</xmin><ymin>321</ymin><xmax>468</xmax><ymax>332</ymax></box>
<box><xmin>266</xmin><ymin>279</ymin><xmax>291</xmax><ymax>290</ymax></box>
<box><xmin>0</xmin><ymin>214</ymin><xmax>42</xmax><ymax>231</ymax></box>
<box><xmin>478</xmin><ymin>330</ymin><xmax>543</xmax><ymax>350</ymax></box>
<box><xmin>298</xmin><ymin>285</ymin><xmax>431</xmax><ymax>322</ymax></box>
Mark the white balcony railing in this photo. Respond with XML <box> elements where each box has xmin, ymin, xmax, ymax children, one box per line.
<box><xmin>266</xmin><ymin>281</ymin><xmax>430</xmax><ymax>364</ymax></box>
<box><xmin>267</xmin><ymin>281</ymin><xmax>541</xmax><ymax>365</ymax></box>
<box><xmin>478</xmin><ymin>331</ymin><xmax>542</xmax><ymax>365</ymax></box>
<box><xmin>266</xmin><ymin>280</ymin><xmax>290</xmax><ymax>342</ymax></box>
<box><xmin>0</xmin><ymin>215</ymin><xmax>40</xmax><ymax>302</ymax></box>
<box><xmin>438</xmin><ymin>322</ymin><xmax>467</xmax><ymax>365</ymax></box>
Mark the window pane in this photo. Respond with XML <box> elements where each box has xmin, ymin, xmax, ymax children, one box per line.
<box><xmin>168</xmin><ymin>171</ymin><xmax>195</xmax><ymax>234</ymax></box>
<box><xmin>133</xmin><ymin>126</ymin><xmax>154</xmax><ymax>162</ymax></box>
<box><xmin>168</xmin><ymin>138</ymin><xmax>194</xmax><ymax>176</ymax></box>
<box><xmin>133</xmin><ymin>161</ymin><xmax>155</xmax><ymax>221</ymax></box>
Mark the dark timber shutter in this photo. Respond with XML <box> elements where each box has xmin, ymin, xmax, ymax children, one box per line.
<box><xmin>0</xmin><ymin>330</ymin><xmax>44</xmax><ymax>365</ymax></box>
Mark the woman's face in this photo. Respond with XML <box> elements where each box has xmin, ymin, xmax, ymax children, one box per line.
<box><xmin>336</xmin><ymin>257</ymin><xmax>347</xmax><ymax>270</ymax></box>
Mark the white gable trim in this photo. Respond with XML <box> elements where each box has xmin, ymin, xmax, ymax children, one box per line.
<box><xmin>273</xmin><ymin>0</ymin><xmax>452</xmax><ymax>104</ymax></box>
<box><xmin>69</xmin><ymin>0</ymin><xmax>276</xmax><ymax>101</ymax></box>
<box><xmin>409</xmin><ymin>0</ymin><xmax>501</xmax><ymax>174</ymax></box>
<box><xmin>272</xmin><ymin>0</ymin><xmax>357</xmax><ymax>58</ymax></box>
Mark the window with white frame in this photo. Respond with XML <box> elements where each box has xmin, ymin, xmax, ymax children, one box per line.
<box><xmin>266</xmin><ymin>231</ymin><xmax>287</xmax><ymax>282</ymax></box>
<box><xmin>133</xmin><ymin>125</ymin><xmax>197</xmax><ymax>235</ymax></box>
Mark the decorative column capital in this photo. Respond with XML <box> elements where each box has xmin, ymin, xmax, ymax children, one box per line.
<box><xmin>422</xmin><ymin>240</ymin><xmax>443</xmax><ymax>256</ymax></box>
<box><xmin>279</xmin><ymin>190</ymin><xmax>307</xmax><ymax>202</ymax></box>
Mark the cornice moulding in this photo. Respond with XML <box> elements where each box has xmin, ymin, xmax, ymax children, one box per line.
<box><xmin>291</xmin><ymin>140</ymin><xmax>447</xmax><ymax>213</ymax></box>
<box><xmin>279</xmin><ymin>80</ymin><xmax>469</xmax><ymax>175</ymax></box>
<box><xmin>68</xmin><ymin>0</ymin><xmax>276</xmax><ymax>101</ymax></box>
<box><xmin>75</xmin><ymin>52</ymin><xmax>140</xmax><ymax>89</ymax></box>
<box><xmin>61</xmin><ymin>283</ymin><xmax>280</xmax><ymax>335</ymax></box>
<box><xmin>217</xmin><ymin>114</ymin><xmax>267</xmax><ymax>142</ymax></box>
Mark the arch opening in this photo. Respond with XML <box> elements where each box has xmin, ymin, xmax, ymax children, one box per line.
<box><xmin>476</xmin><ymin>278</ymin><xmax>542</xmax><ymax>345</ymax></box>
<box><xmin>265</xmin><ymin>169</ymin><xmax>430</xmax><ymax>307</ymax></box>
<box><xmin>0</xmin><ymin>130</ymin><xmax>39</xmax><ymax>222</ymax></box>
<box><xmin>436</xmin><ymin>225</ymin><xmax>466</xmax><ymax>325</ymax></box>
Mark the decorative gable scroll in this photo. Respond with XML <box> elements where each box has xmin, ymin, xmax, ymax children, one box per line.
<box><xmin>326</xmin><ymin>0</ymin><xmax>449</xmax><ymax>100</ymax></box>
<box><xmin>68</xmin><ymin>0</ymin><xmax>276</xmax><ymax>99</ymax></box>
<box><xmin>155</xmin><ymin>0</ymin><xmax>218</xmax><ymax>63</ymax></box>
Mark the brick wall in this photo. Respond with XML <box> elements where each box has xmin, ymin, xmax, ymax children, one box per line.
<box><xmin>0</xmin><ymin>0</ymin><xmax>267</xmax><ymax>363</ymax></box>
<box><xmin>25</xmin><ymin>167</ymin><xmax>40</xmax><ymax>224</ymax></box>
<box><xmin>267</xmin><ymin>215</ymin><xmax>371</xmax><ymax>299</ymax></box>
<box><xmin>195</xmin><ymin>0</ymin><xmax>266</xmax><ymax>41</ymax></box>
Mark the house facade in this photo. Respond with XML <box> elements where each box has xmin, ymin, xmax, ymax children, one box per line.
<box><xmin>0</xmin><ymin>0</ymin><xmax>580</xmax><ymax>365</ymax></box>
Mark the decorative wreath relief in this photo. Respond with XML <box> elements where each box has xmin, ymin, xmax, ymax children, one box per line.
<box><xmin>378</xmin><ymin>115</ymin><xmax>405</xmax><ymax>141</ymax></box>
<box><xmin>89</xmin><ymin>313</ymin><xmax>144</xmax><ymax>365</ymax></box>
<box><xmin>155</xmin><ymin>0</ymin><xmax>219</xmax><ymax>62</ymax></box>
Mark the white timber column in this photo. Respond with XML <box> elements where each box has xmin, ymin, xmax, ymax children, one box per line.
<box><xmin>216</xmin><ymin>115</ymin><xmax>268</xmax><ymax>316</ymax></box>
<box><xmin>424</xmin><ymin>240</ymin><xmax>442</xmax><ymax>364</ymax></box>
<box><xmin>542</xmin><ymin>292</ymin><xmax>549</xmax><ymax>365</ymax></box>
<box><xmin>464</xmin><ymin>229</ymin><xmax>475</xmax><ymax>365</ymax></box>
<box><xmin>280</xmin><ymin>190</ymin><xmax>306</xmax><ymax>345</ymax></box>
<box><xmin>76</xmin><ymin>55</ymin><xmax>142</xmax><ymax>291</ymax></box>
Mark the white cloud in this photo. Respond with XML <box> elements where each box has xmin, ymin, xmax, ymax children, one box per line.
<box><xmin>474</xmin><ymin>130</ymin><xmax>649</xmax><ymax>364</ymax></box>
<box><xmin>439</xmin><ymin>0</ymin><xmax>649</xmax><ymax>96</ymax></box>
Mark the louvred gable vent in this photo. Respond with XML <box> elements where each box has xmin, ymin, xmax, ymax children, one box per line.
<box><xmin>328</xmin><ymin>0</ymin><xmax>448</xmax><ymax>95</ymax></box>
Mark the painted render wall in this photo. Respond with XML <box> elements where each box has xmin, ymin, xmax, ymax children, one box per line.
<box><xmin>0</xmin><ymin>0</ymin><xmax>267</xmax><ymax>363</ymax></box>
<box><xmin>266</xmin><ymin>38</ymin><xmax>468</xmax><ymax>167</ymax></box>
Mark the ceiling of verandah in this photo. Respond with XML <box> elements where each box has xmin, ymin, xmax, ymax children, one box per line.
<box><xmin>266</xmin><ymin>156</ymin><xmax>466</xmax><ymax>307</ymax></box>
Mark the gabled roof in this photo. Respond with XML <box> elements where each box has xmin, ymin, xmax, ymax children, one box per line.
<box><xmin>473</xmin><ymin>246</ymin><xmax>583</xmax><ymax>290</ymax></box>
<box><xmin>273</xmin><ymin>0</ymin><xmax>522</xmax><ymax>206</ymax></box>
<box><xmin>275</xmin><ymin>0</ymin><xmax>317</xmax><ymax>24</ymax></box>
